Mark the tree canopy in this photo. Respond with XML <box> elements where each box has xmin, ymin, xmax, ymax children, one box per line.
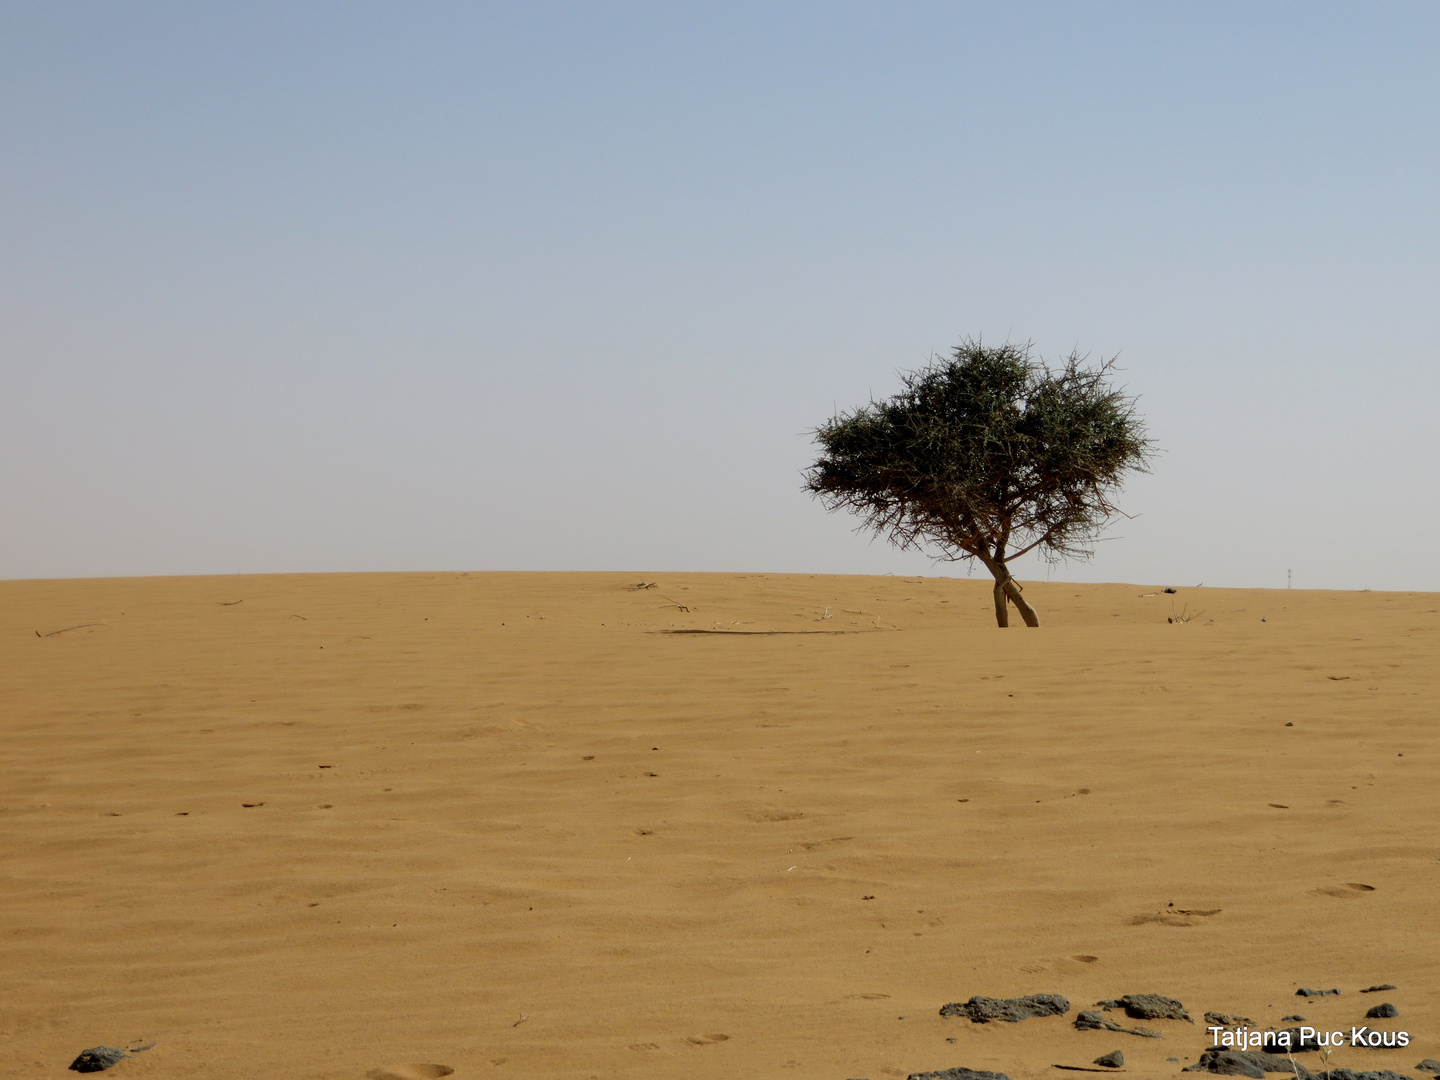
<box><xmin>804</xmin><ymin>340</ymin><xmax>1154</xmax><ymax>627</ymax></box>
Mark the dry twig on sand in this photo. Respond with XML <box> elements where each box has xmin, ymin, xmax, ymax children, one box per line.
<box><xmin>35</xmin><ymin>623</ymin><xmax>110</xmax><ymax>638</ymax></box>
<box><xmin>1168</xmin><ymin>600</ymin><xmax>1204</xmax><ymax>624</ymax></box>
<box><xmin>630</xmin><ymin>581</ymin><xmax>688</xmax><ymax>610</ymax></box>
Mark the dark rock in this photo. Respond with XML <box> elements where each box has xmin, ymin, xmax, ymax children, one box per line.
<box><xmin>1349</xmin><ymin>1028</ymin><xmax>1413</xmax><ymax>1051</ymax></box>
<box><xmin>1283</xmin><ymin>1017</ymin><xmax>1307</xmax><ymax>1023</ymax></box>
<box><xmin>1416</xmin><ymin>1063</ymin><xmax>1440</xmax><ymax>1075</ymax></box>
<box><xmin>1184</xmin><ymin>1049</ymin><xmax>1311</xmax><ymax>1078</ymax></box>
<box><xmin>1247</xmin><ymin>1053</ymin><xmax>1309</xmax><ymax>1075</ymax></box>
<box><xmin>1074</xmin><ymin>1010</ymin><xmax>1162</xmax><ymax>1038</ymax></box>
<box><xmin>1317</xmin><ymin>1072</ymin><xmax>1415</xmax><ymax>1080</ymax></box>
<box><xmin>1365</xmin><ymin>1003</ymin><xmax>1399</xmax><ymax>1019</ymax></box>
<box><xmin>1094</xmin><ymin>1051</ymin><xmax>1124</xmax><ymax>1068</ymax></box>
<box><xmin>68</xmin><ymin>1048</ymin><xmax>130</xmax><ymax>1073</ymax></box>
<box><xmin>1360</xmin><ymin>986</ymin><xmax>1397</xmax><ymax>994</ymax></box>
<box><xmin>1208</xmin><ymin>1012</ymin><xmax>1257</xmax><ymax>1027</ymax></box>
<box><xmin>939</xmin><ymin>995</ymin><xmax>1069</xmax><ymax>1024</ymax></box>
<box><xmin>908</xmin><ymin>1070</ymin><xmax>1011</xmax><ymax>1080</ymax></box>
<box><xmin>1095</xmin><ymin>1000</ymin><xmax>1123</xmax><ymax>1011</ymax></box>
<box><xmin>67</xmin><ymin>1043</ymin><xmax>152</xmax><ymax>1073</ymax></box>
<box><xmin>1297</xmin><ymin>989</ymin><xmax>1342</xmax><ymax>998</ymax></box>
<box><xmin>1119</xmin><ymin>994</ymin><xmax>1192</xmax><ymax>1022</ymax></box>
<box><xmin>1183</xmin><ymin>1050</ymin><xmax>1266</xmax><ymax>1078</ymax></box>
<box><xmin>1275</xmin><ymin>1028</ymin><xmax>1322</xmax><ymax>1053</ymax></box>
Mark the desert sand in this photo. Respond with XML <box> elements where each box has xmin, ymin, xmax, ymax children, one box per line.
<box><xmin>3</xmin><ymin>571</ymin><xmax>1437</xmax><ymax>1080</ymax></box>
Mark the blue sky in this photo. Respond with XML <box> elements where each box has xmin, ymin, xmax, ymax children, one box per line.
<box><xmin>3</xmin><ymin>3</ymin><xmax>1438</xmax><ymax>589</ymax></box>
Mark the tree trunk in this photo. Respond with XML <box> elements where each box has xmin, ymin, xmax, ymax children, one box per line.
<box><xmin>992</xmin><ymin>581</ymin><xmax>1009</xmax><ymax>627</ymax></box>
<box><xmin>1002</xmin><ymin>577</ymin><xmax>1040</xmax><ymax>627</ymax></box>
<box><xmin>976</xmin><ymin>551</ymin><xmax>1041</xmax><ymax>628</ymax></box>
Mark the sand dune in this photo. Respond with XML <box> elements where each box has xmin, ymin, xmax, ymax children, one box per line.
<box><xmin>3</xmin><ymin>572</ymin><xmax>1437</xmax><ymax>1080</ymax></box>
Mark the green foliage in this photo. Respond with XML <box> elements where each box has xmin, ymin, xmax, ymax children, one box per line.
<box><xmin>804</xmin><ymin>340</ymin><xmax>1154</xmax><ymax>571</ymax></box>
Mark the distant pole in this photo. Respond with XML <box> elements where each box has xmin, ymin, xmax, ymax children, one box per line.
<box><xmin>1287</xmin><ymin>569</ymin><xmax>1292</xmax><ymax>589</ymax></box>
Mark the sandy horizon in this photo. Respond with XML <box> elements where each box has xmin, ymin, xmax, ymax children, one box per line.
<box><xmin>4</xmin><ymin>571</ymin><xmax>1437</xmax><ymax>1080</ymax></box>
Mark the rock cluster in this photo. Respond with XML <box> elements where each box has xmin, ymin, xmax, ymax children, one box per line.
<box><xmin>1098</xmin><ymin>994</ymin><xmax>1193</xmax><ymax>1022</ymax></box>
<box><xmin>939</xmin><ymin>995</ymin><xmax>1070</xmax><ymax>1024</ymax></box>
<box><xmin>1184</xmin><ymin>1048</ymin><xmax>1307</xmax><ymax>1077</ymax></box>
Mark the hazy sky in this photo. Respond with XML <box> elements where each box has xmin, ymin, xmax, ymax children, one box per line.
<box><xmin>4</xmin><ymin>3</ymin><xmax>1438</xmax><ymax>590</ymax></box>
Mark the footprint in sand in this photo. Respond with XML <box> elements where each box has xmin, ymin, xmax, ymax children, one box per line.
<box><xmin>366</xmin><ymin>1065</ymin><xmax>453</xmax><ymax>1080</ymax></box>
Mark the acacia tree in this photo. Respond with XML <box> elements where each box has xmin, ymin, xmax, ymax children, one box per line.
<box><xmin>804</xmin><ymin>340</ymin><xmax>1154</xmax><ymax>627</ymax></box>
